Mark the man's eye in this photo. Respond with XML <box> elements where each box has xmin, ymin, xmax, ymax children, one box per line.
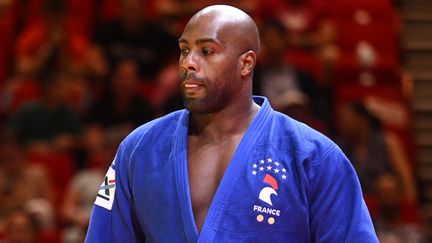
<box><xmin>180</xmin><ymin>49</ymin><xmax>189</xmax><ymax>56</ymax></box>
<box><xmin>202</xmin><ymin>48</ymin><xmax>213</xmax><ymax>56</ymax></box>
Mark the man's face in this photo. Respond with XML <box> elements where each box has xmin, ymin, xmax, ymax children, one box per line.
<box><xmin>178</xmin><ymin>17</ymin><xmax>243</xmax><ymax>113</ymax></box>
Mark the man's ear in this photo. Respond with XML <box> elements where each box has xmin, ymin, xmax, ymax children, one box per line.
<box><xmin>239</xmin><ymin>51</ymin><xmax>257</xmax><ymax>77</ymax></box>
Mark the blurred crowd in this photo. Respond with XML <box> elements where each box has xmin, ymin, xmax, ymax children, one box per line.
<box><xmin>0</xmin><ymin>0</ymin><xmax>426</xmax><ymax>242</ymax></box>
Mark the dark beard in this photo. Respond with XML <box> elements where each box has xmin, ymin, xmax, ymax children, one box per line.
<box><xmin>180</xmin><ymin>72</ymin><xmax>234</xmax><ymax>114</ymax></box>
<box><xmin>179</xmin><ymin>72</ymin><xmax>206</xmax><ymax>84</ymax></box>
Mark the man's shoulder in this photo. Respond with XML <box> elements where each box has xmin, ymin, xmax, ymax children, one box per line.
<box><xmin>272</xmin><ymin>111</ymin><xmax>329</xmax><ymax>141</ymax></box>
<box><xmin>272</xmin><ymin>111</ymin><xmax>338</xmax><ymax>161</ymax></box>
<box><xmin>123</xmin><ymin>110</ymin><xmax>185</xmax><ymax>145</ymax></box>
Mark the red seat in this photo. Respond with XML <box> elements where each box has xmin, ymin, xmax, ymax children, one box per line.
<box><xmin>333</xmin><ymin>57</ymin><xmax>401</xmax><ymax>87</ymax></box>
<box><xmin>329</xmin><ymin>0</ymin><xmax>395</xmax><ymax>19</ymax></box>
<box><xmin>0</xmin><ymin>0</ymin><xmax>20</xmax><ymax>85</ymax></box>
<box><xmin>329</xmin><ymin>0</ymin><xmax>400</xmax><ymax>70</ymax></box>
<box><xmin>334</xmin><ymin>20</ymin><xmax>399</xmax><ymax>58</ymax></box>
<box><xmin>334</xmin><ymin>83</ymin><xmax>403</xmax><ymax>106</ymax></box>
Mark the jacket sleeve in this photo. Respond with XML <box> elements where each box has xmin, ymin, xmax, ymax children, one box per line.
<box><xmin>308</xmin><ymin>145</ymin><xmax>379</xmax><ymax>243</ymax></box>
<box><xmin>85</xmin><ymin>142</ymin><xmax>145</xmax><ymax>242</ymax></box>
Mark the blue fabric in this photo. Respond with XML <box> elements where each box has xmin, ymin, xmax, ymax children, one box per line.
<box><xmin>85</xmin><ymin>96</ymin><xmax>378</xmax><ymax>243</ymax></box>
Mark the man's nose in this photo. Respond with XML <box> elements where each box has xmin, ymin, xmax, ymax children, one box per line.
<box><xmin>181</xmin><ymin>52</ymin><xmax>199</xmax><ymax>72</ymax></box>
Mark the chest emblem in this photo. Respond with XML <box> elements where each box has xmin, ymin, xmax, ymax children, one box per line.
<box><xmin>251</xmin><ymin>157</ymin><xmax>287</xmax><ymax>225</ymax></box>
<box><xmin>259</xmin><ymin>174</ymin><xmax>278</xmax><ymax>205</ymax></box>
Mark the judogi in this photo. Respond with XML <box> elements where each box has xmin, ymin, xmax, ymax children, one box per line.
<box><xmin>86</xmin><ymin>96</ymin><xmax>378</xmax><ymax>243</ymax></box>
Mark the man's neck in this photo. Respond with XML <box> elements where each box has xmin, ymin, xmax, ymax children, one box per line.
<box><xmin>188</xmin><ymin>97</ymin><xmax>260</xmax><ymax>141</ymax></box>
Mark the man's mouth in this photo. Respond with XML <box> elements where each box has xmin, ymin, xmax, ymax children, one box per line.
<box><xmin>184</xmin><ymin>83</ymin><xmax>199</xmax><ymax>88</ymax></box>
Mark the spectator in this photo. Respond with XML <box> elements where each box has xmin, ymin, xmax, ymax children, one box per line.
<box><xmin>0</xmin><ymin>58</ymin><xmax>41</xmax><ymax>120</ymax></box>
<box><xmin>6</xmin><ymin>67</ymin><xmax>82</xmax><ymax>151</ymax></box>
<box><xmin>80</xmin><ymin>44</ymin><xmax>110</xmax><ymax>102</ymax></box>
<box><xmin>92</xmin><ymin>0</ymin><xmax>178</xmax><ymax>85</ymax></box>
<box><xmin>372</xmin><ymin>174</ymin><xmax>425</xmax><ymax>243</ymax></box>
<box><xmin>254</xmin><ymin>19</ymin><xmax>329</xmax><ymax>125</ymax></box>
<box><xmin>0</xmin><ymin>207</ymin><xmax>40</xmax><ymax>243</ymax></box>
<box><xmin>276</xmin><ymin>90</ymin><xmax>328</xmax><ymax>134</ymax></box>
<box><xmin>60</xmin><ymin>123</ymin><xmax>118</xmax><ymax>242</ymax></box>
<box><xmin>0</xmin><ymin>131</ymin><xmax>56</xmax><ymax>236</ymax></box>
<box><xmin>87</xmin><ymin>59</ymin><xmax>155</xmax><ymax>128</ymax></box>
<box><xmin>86</xmin><ymin>59</ymin><xmax>155</xmax><ymax>151</ymax></box>
<box><xmin>149</xmin><ymin>62</ymin><xmax>183</xmax><ymax>116</ymax></box>
<box><xmin>337</xmin><ymin>101</ymin><xmax>417</xmax><ymax>201</ymax></box>
<box><xmin>14</xmin><ymin>0</ymin><xmax>90</xmax><ymax>80</ymax></box>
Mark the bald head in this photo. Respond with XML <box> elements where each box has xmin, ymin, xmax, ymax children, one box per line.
<box><xmin>185</xmin><ymin>5</ymin><xmax>260</xmax><ymax>55</ymax></box>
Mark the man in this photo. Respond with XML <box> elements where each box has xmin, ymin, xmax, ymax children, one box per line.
<box><xmin>86</xmin><ymin>5</ymin><xmax>378</xmax><ymax>242</ymax></box>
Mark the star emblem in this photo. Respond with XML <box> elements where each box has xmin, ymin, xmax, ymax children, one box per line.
<box><xmin>274</xmin><ymin>168</ymin><xmax>280</xmax><ymax>173</ymax></box>
<box><xmin>282</xmin><ymin>174</ymin><xmax>287</xmax><ymax>179</ymax></box>
<box><xmin>253</xmin><ymin>164</ymin><xmax>258</xmax><ymax>168</ymax></box>
<box><xmin>259</xmin><ymin>166</ymin><xmax>264</xmax><ymax>171</ymax></box>
<box><xmin>267</xmin><ymin>165</ymin><xmax>272</xmax><ymax>170</ymax></box>
<box><xmin>282</xmin><ymin>168</ymin><xmax>287</xmax><ymax>173</ymax></box>
<box><xmin>260</xmin><ymin>159</ymin><xmax>265</xmax><ymax>164</ymax></box>
<box><xmin>252</xmin><ymin>170</ymin><xmax>257</xmax><ymax>175</ymax></box>
<box><xmin>274</xmin><ymin>161</ymin><xmax>280</xmax><ymax>166</ymax></box>
<box><xmin>267</xmin><ymin>158</ymin><xmax>273</xmax><ymax>163</ymax></box>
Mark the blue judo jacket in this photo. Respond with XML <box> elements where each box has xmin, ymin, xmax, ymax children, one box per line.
<box><xmin>86</xmin><ymin>96</ymin><xmax>378</xmax><ymax>243</ymax></box>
